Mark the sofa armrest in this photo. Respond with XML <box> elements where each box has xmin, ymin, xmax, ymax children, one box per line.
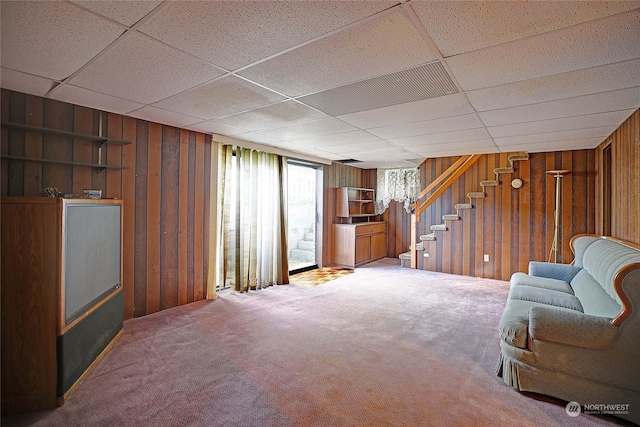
<box><xmin>528</xmin><ymin>305</ymin><xmax>618</xmax><ymax>350</ymax></box>
<box><xmin>528</xmin><ymin>261</ymin><xmax>581</xmax><ymax>283</ymax></box>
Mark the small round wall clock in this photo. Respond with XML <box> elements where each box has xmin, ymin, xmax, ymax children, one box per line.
<box><xmin>511</xmin><ymin>178</ymin><xmax>523</xmax><ymax>189</ymax></box>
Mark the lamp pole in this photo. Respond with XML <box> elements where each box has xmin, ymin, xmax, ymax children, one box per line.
<box><xmin>546</xmin><ymin>170</ymin><xmax>571</xmax><ymax>263</ymax></box>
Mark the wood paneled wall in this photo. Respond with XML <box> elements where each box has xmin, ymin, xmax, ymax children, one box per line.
<box><xmin>1</xmin><ymin>89</ymin><xmax>212</xmax><ymax>319</ymax></box>
<box><xmin>595</xmin><ymin>110</ymin><xmax>639</xmax><ymax>245</ymax></box>
<box><xmin>406</xmin><ymin>151</ymin><xmax>596</xmax><ymax>281</ymax></box>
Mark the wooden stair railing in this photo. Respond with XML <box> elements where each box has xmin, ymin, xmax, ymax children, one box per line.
<box><xmin>407</xmin><ymin>154</ymin><xmax>481</xmax><ymax>268</ymax></box>
<box><xmin>401</xmin><ymin>152</ymin><xmax>529</xmax><ymax>269</ymax></box>
<box><xmin>413</xmin><ymin>154</ymin><xmax>482</xmax><ymax>221</ymax></box>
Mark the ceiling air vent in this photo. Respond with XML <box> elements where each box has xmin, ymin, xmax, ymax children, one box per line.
<box><xmin>298</xmin><ymin>61</ymin><xmax>459</xmax><ymax>116</ymax></box>
<box><xmin>336</xmin><ymin>159</ymin><xmax>362</xmax><ymax>164</ymax></box>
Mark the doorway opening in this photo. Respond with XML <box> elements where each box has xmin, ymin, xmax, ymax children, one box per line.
<box><xmin>287</xmin><ymin>162</ymin><xmax>319</xmax><ymax>274</ymax></box>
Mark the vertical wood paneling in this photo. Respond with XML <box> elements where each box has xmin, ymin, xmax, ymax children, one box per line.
<box><xmin>518</xmin><ymin>161</ymin><xmax>530</xmax><ymax>274</ymax></box>
<box><xmin>160</xmin><ymin>126</ymin><xmax>180</xmax><ymax>310</ymax></box>
<box><xmin>91</xmin><ymin>111</ymin><xmax>106</xmax><ymax>195</ymax></box>
<box><xmin>1</xmin><ymin>92</ymin><xmax>10</xmax><ymax>196</ymax></box>
<box><xmin>407</xmin><ymin>150</ymin><xmax>596</xmax><ymax>281</ymax></box>
<box><xmin>194</xmin><ymin>133</ymin><xmax>206</xmax><ymax>301</ymax></box>
<box><xmin>121</xmin><ymin>116</ymin><xmax>136</xmax><ymax>319</ymax></box>
<box><xmin>146</xmin><ymin>122</ymin><xmax>162</xmax><ymax>314</ymax></box>
<box><xmin>72</xmin><ymin>106</ymin><xmax>93</xmax><ymax>195</ymax></box>
<box><xmin>7</xmin><ymin>91</ymin><xmax>25</xmax><ymax>196</ymax></box>
<box><xmin>1</xmin><ymin>89</ymin><xmax>213</xmax><ymax>318</ymax></box>
<box><xmin>178</xmin><ymin>130</ymin><xmax>189</xmax><ymax>305</ymax></box>
<box><xmin>106</xmin><ymin>113</ymin><xmax>123</xmax><ymax>199</ymax></box>
<box><xmin>43</xmin><ymin>99</ymin><xmax>74</xmax><ymax>194</ymax></box>
<box><xmin>24</xmin><ymin>95</ymin><xmax>44</xmax><ymax>196</ymax></box>
<box><xmin>134</xmin><ymin>121</ymin><xmax>149</xmax><ymax>316</ymax></box>
<box><xmin>187</xmin><ymin>132</ymin><xmax>197</xmax><ymax>302</ymax></box>
<box><xmin>595</xmin><ymin>110</ymin><xmax>639</xmax><ymax>245</ymax></box>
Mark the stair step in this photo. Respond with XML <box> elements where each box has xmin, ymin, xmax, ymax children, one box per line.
<box><xmin>480</xmin><ymin>180</ymin><xmax>499</xmax><ymax>187</ymax></box>
<box><xmin>303</xmin><ymin>232</ymin><xmax>315</xmax><ymax>241</ymax></box>
<box><xmin>297</xmin><ymin>240</ymin><xmax>315</xmax><ymax>251</ymax></box>
<box><xmin>420</xmin><ymin>233</ymin><xmax>436</xmax><ymax>241</ymax></box>
<box><xmin>431</xmin><ymin>224</ymin><xmax>447</xmax><ymax>231</ymax></box>
<box><xmin>442</xmin><ymin>214</ymin><xmax>460</xmax><ymax>221</ymax></box>
<box><xmin>399</xmin><ymin>252</ymin><xmax>412</xmax><ymax>260</ymax></box>
<box><xmin>414</xmin><ymin>242</ymin><xmax>424</xmax><ymax>251</ymax></box>
<box><xmin>494</xmin><ymin>167</ymin><xmax>514</xmax><ymax>175</ymax></box>
<box><xmin>467</xmin><ymin>192</ymin><xmax>485</xmax><ymax>199</ymax></box>
<box><xmin>290</xmin><ymin>248</ymin><xmax>315</xmax><ymax>262</ymax></box>
<box><xmin>455</xmin><ymin>203</ymin><xmax>473</xmax><ymax>210</ymax></box>
<box><xmin>508</xmin><ymin>153</ymin><xmax>529</xmax><ymax>162</ymax></box>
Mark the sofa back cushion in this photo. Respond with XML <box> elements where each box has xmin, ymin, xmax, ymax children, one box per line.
<box><xmin>580</xmin><ymin>239</ymin><xmax>640</xmax><ymax>305</ymax></box>
<box><xmin>570</xmin><ymin>270</ymin><xmax>620</xmax><ymax>318</ymax></box>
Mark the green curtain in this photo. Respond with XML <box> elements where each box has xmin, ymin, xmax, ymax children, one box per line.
<box><xmin>216</xmin><ymin>145</ymin><xmax>289</xmax><ymax>293</ymax></box>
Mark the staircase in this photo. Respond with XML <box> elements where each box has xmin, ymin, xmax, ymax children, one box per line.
<box><xmin>290</xmin><ymin>229</ymin><xmax>316</xmax><ymax>268</ymax></box>
<box><xmin>400</xmin><ymin>153</ymin><xmax>529</xmax><ymax>267</ymax></box>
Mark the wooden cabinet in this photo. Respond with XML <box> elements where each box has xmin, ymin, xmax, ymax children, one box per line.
<box><xmin>336</xmin><ymin>187</ymin><xmax>377</xmax><ymax>223</ymax></box>
<box><xmin>333</xmin><ymin>222</ymin><xmax>387</xmax><ymax>268</ymax></box>
<box><xmin>1</xmin><ymin>197</ymin><xmax>124</xmax><ymax>415</ymax></box>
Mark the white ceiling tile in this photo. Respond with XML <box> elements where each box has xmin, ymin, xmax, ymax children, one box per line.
<box><xmin>409</xmin><ymin>143</ymin><xmax>500</xmax><ymax>158</ymax></box>
<box><xmin>496</xmin><ymin>138</ymin><xmax>606</xmax><ymax>152</ymax></box>
<box><xmin>488</xmin><ymin>110</ymin><xmax>637</xmax><ymax>138</ymax></box>
<box><xmin>494</xmin><ymin>126</ymin><xmax>614</xmax><ymax>147</ymax></box>
<box><xmin>479</xmin><ymin>87</ymin><xmax>640</xmax><ymax>127</ymax></box>
<box><xmin>1</xmin><ymin>1</ymin><xmax>125</xmax><ymax>80</ymax></box>
<box><xmin>69</xmin><ymin>33</ymin><xmax>225</xmax><ymax>104</ymax></box>
<box><xmin>287</xmin><ymin>130</ymin><xmax>383</xmax><ymax>148</ymax></box>
<box><xmin>256</xmin><ymin>118</ymin><xmax>359</xmax><ymax>141</ymax></box>
<box><xmin>338</xmin><ymin>94</ymin><xmax>474</xmax><ymax>129</ymax></box>
<box><xmin>468</xmin><ymin>59</ymin><xmax>640</xmax><ymax>112</ymax></box>
<box><xmin>213</xmin><ymin>101</ymin><xmax>328</xmax><ymax>132</ymax></box>
<box><xmin>138</xmin><ymin>1</ymin><xmax>394</xmax><ymax>70</ymax></box>
<box><xmin>0</xmin><ymin>68</ymin><xmax>57</xmax><ymax>97</ymax></box>
<box><xmin>239</xmin><ymin>11</ymin><xmax>437</xmax><ymax>97</ymax></box>
<box><xmin>71</xmin><ymin>0</ymin><xmax>163</xmax><ymax>27</ymax></box>
<box><xmin>350</xmin><ymin>160</ymin><xmax>421</xmax><ymax>169</ymax></box>
<box><xmin>49</xmin><ymin>84</ymin><xmax>144</xmax><ymax>115</ymax></box>
<box><xmin>326</xmin><ymin>140</ymin><xmax>398</xmax><ymax>155</ymax></box>
<box><xmin>368</xmin><ymin>114</ymin><xmax>483</xmax><ymax>139</ymax></box>
<box><xmin>128</xmin><ymin>106</ymin><xmax>201</xmax><ymax>128</ymax></box>
<box><xmin>447</xmin><ymin>9</ymin><xmax>640</xmax><ymax>91</ymax></box>
<box><xmin>408</xmin><ymin>138</ymin><xmax>497</xmax><ymax>153</ymax></box>
<box><xmin>185</xmin><ymin>122</ymin><xmax>245</xmax><ymax>136</ymax></box>
<box><xmin>390</xmin><ymin>128</ymin><xmax>492</xmax><ymax>147</ymax></box>
<box><xmin>347</xmin><ymin>148</ymin><xmax>421</xmax><ymax>162</ymax></box>
<box><xmin>153</xmin><ymin>76</ymin><xmax>285</xmax><ymax>120</ymax></box>
<box><xmin>414</xmin><ymin>1</ymin><xmax>640</xmax><ymax>56</ymax></box>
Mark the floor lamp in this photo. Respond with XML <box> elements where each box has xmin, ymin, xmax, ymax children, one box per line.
<box><xmin>546</xmin><ymin>169</ymin><xmax>571</xmax><ymax>263</ymax></box>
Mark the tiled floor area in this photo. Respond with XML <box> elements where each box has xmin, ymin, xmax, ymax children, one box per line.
<box><xmin>289</xmin><ymin>267</ymin><xmax>354</xmax><ymax>287</ymax></box>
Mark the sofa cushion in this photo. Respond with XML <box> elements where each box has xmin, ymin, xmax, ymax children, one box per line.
<box><xmin>508</xmin><ymin>286</ymin><xmax>583</xmax><ymax>311</ymax></box>
<box><xmin>570</xmin><ymin>269</ymin><xmax>621</xmax><ymax>318</ymax></box>
<box><xmin>581</xmin><ymin>239</ymin><xmax>640</xmax><ymax>305</ymax></box>
<box><xmin>510</xmin><ymin>272</ymin><xmax>574</xmax><ymax>294</ymax></box>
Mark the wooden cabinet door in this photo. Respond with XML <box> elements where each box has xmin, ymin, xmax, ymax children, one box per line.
<box><xmin>371</xmin><ymin>232</ymin><xmax>387</xmax><ymax>260</ymax></box>
<box><xmin>355</xmin><ymin>235</ymin><xmax>371</xmax><ymax>264</ymax></box>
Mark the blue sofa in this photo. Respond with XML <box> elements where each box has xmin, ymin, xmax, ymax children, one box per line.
<box><xmin>497</xmin><ymin>234</ymin><xmax>640</xmax><ymax>423</ymax></box>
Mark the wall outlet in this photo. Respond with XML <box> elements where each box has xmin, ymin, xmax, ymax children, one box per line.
<box><xmin>424</xmin><ymin>253</ymin><xmax>429</xmax><ymax>258</ymax></box>
<box><xmin>484</xmin><ymin>254</ymin><xmax>490</xmax><ymax>262</ymax></box>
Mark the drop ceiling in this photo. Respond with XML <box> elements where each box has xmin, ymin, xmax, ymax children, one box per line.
<box><xmin>2</xmin><ymin>0</ymin><xmax>639</xmax><ymax>169</ymax></box>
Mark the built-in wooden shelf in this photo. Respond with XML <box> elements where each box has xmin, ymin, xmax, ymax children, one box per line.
<box><xmin>1</xmin><ymin>121</ymin><xmax>131</xmax><ymax>172</ymax></box>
